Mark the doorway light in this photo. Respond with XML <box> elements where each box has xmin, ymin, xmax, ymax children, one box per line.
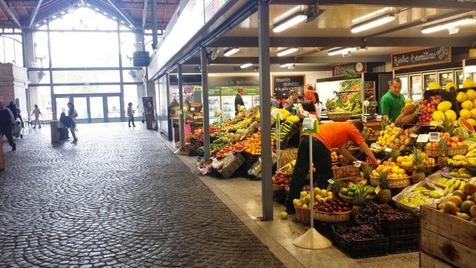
<box><xmin>224</xmin><ymin>47</ymin><xmax>240</xmax><ymax>57</ymax></box>
<box><xmin>328</xmin><ymin>47</ymin><xmax>358</xmax><ymax>56</ymax></box>
<box><xmin>421</xmin><ymin>16</ymin><xmax>476</xmax><ymax>34</ymax></box>
<box><xmin>351</xmin><ymin>14</ymin><xmax>395</xmax><ymax>33</ymax></box>
<box><xmin>352</xmin><ymin>7</ymin><xmax>393</xmax><ymax>24</ymax></box>
<box><xmin>277</xmin><ymin>47</ymin><xmax>299</xmax><ymax>57</ymax></box>
<box><xmin>240</xmin><ymin>63</ymin><xmax>253</xmax><ymax>69</ymax></box>
<box><xmin>273</xmin><ymin>13</ymin><xmax>308</xmax><ymax>33</ymax></box>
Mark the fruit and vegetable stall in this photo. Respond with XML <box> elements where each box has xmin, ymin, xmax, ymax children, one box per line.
<box><xmin>190</xmin><ymin>79</ymin><xmax>476</xmax><ymax>260</ymax></box>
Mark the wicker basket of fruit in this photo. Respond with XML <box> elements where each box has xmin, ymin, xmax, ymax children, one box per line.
<box><xmin>313</xmin><ymin>199</ymin><xmax>352</xmax><ymax>222</ymax></box>
<box><xmin>425</xmin><ymin>147</ymin><xmax>442</xmax><ymax>158</ymax></box>
<box><xmin>314</xmin><ymin>210</ymin><xmax>351</xmax><ymax>223</ymax></box>
<box><xmin>294</xmin><ymin>206</ymin><xmax>311</xmax><ymax>226</ymax></box>
<box><xmin>327</xmin><ymin>111</ymin><xmax>353</xmax><ymax>122</ymax></box>
<box><xmin>332</xmin><ymin>165</ymin><xmax>360</xmax><ymax>179</ymax></box>
<box><xmin>370</xmin><ymin>176</ymin><xmax>410</xmax><ymax>189</ymax></box>
<box><xmin>446</xmin><ymin>144</ymin><xmax>468</xmax><ymax>157</ymax></box>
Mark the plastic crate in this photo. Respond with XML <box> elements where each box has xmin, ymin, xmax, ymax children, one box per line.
<box><xmin>331</xmin><ymin>225</ymin><xmax>389</xmax><ymax>259</ymax></box>
<box><xmin>388</xmin><ymin>234</ymin><xmax>419</xmax><ymax>254</ymax></box>
<box><xmin>382</xmin><ymin>217</ymin><xmax>419</xmax><ymax>237</ymax></box>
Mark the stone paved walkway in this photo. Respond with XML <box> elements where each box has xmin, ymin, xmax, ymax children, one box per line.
<box><xmin>0</xmin><ymin>123</ymin><xmax>283</xmax><ymax>267</ymax></box>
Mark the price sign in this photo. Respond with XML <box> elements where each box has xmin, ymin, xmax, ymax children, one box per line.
<box><xmin>416</xmin><ymin>134</ymin><xmax>430</xmax><ymax>143</ymax></box>
<box><xmin>302</xmin><ymin>118</ymin><xmax>319</xmax><ymax>133</ymax></box>
<box><xmin>429</xmin><ymin>132</ymin><xmax>440</xmax><ymax>142</ymax></box>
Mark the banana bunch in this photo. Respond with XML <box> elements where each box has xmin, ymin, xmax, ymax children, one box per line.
<box><xmin>400</xmin><ymin>181</ymin><xmax>443</xmax><ymax>207</ymax></box>
<box><xmin>447</xmin><ymin>154</ymin><xmax>468</xmax><ymax>167</ymax></box>
<box><xmin>278</xmin><ymin>160</ymin><xmax>296</xmax><ymax>175</ymax></box>
<box><xmin>448</xmin><ymin>168</ymin><xmax>472</xmax><ymax>179</ymax></box>
<box><xmin>466</xmin><ymin>144</ymin><xmax>476</xmax><ymax>167</ymax></box>
<box><xmin>441</xmin><ymin>177</ymin><xmax>467</xmax><ymax>195</ymax></box>
<box><xmin>271</xmin><ymin>121</ymin><xmax>295</xmax><ymax>143</ymax></box>
<box><xmin>228</xmin><ymin>118</ymin><xmax>252</xmax><ymax>132</ymax></box>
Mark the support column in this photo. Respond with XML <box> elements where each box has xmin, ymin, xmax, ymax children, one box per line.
<box><xmin>151</xmin><ymin>0</ymin><xmax>158</xmax><ymax>50</ymax></box>
<box><xmin>117</xmin><ymin>21</ymin><xmax>125</xmax><ymax>121</ymax></box>
<box><xmin>177</xmin><ymin>64</ymin><xmax>186</xmax><ymax>148</ymax></box>
<box><xmin>22</xmin><ymin>28</ymin><xmax>35</xmax><ymax>119</ymax></box>
<box><xmin>201</xmin><ymin>47</ymin><xmax>210</xmax><ymax>161</ymax></box>
<box><xmin>46</xmin><ymin>21</ymin><xmax>56</xmax><ymax>120</ymax></box>
<box><xmin>166</xmin><ymin>73</ymin><xmax>172</xmax><ymax>141</ymax></box>
<box><xmin>258</xmin><ymin>0</ymin><xmax>273</xmax><ymax>221</ymax></box>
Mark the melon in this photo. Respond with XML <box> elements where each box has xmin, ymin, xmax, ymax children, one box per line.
<box><xmin>460</xmin><ymin>109</ymin><xmax>472</xmax><ymax>120</ymax></box>
<box><xmin>437</xmin><ymin>101</ymin><xmax>452</xmax><ymax>112</ymax></box>
<box><xmin>445</xmin><ymin>82</ymin><xmax>456</xmax><ymax>92</ymax></box>
<box><xmin>467</xmin><ymin>89</ymin><xmax>476</xmax><ymax>100</ymax></box>
<box><xmin>462</xmin><ymin>100</ymin><xmax>474</xmax><ymax>110</ymax></box>
<box><xmin>432</xmin><ymin>111</ymin><xmax>445</xmax><ymax>121</ymax></box>
<box><xmin>445</xmin><ymin>110</ymin><xmax>457</xmax><ymax>122</ymax></box>
<box><xmin>463</xmin><ymin>79</ymin><xmax>475</xmax><ymax>89</ymax></box>
<box><xmin>428</xmin><ymin>82</ymin><xmax>440</xmax><ymax>90</ymax></box>
<box><xmin>457</xmin><ymin>92</ymin><xmax>468</xmax><ymax>103</ymax></box>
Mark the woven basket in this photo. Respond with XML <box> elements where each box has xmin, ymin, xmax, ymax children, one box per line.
<box><xmin>446</xmin><ymin>145</ymin><xmax>468</xmax><ymax>157</ymax></box>
<box><xmin>272</xmin><ymin>183</ymin><xmax>289</xmax><ymax>192</ymax></box>
<box><xmin>370</xmin><ymin>176</ymin><xmax>411</xmax><ymax>189</ymax></box>
<box><xmin>328</xmin><ymin>112</ymin><xmax>353</xmax><ymax>122</ymax></box>
<box><xmin>314</xmin><ymin>210</ymin><xmax>351</xmax><ymax>223</ymax></box>
<box><xmin>294</xmin><ymin>206</ymin><xmax>311</xmax><ymax>226</ymax></box>
<box><xmin>332</xmin><ymin>165</ymin><xmax>360</xmax><ymax>179</ymax></box>
<box><xmin>425</xmin><ymin>147</ymin><xmax>442</xmax><ymax>158</ymax></box>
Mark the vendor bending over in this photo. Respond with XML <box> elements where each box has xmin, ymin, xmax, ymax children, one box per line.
<box><xmin>286</xmin><ymin>121</ymin><xmax>378</xmax><ymax>214</ymax></box>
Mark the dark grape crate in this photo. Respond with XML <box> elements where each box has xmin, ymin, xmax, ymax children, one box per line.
<box><xmin>388</xmin><ymin>234</ymin><xmax>419</xmax><ymax>254</ymax></box>
<box><xmin>382</xmin><ymin>217</ymin><xmax>419</xmax><ymax>237</ymax></box>
<box><xmin>331</xmin><ymin>226</ymin><xmax>389</xmax><ymax>259</ymax></box>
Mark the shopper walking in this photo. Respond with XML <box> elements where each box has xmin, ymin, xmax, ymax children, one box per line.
<box><xmin>67</xmin><ymin>102</ymin><xmax>78</xmax><ymax>144</ymax></box>
<box><xmin>31</xmin><ymin>104</ymin><xmax>42</xmax><ymax>129</ymax></box>
<box><xmin>8</xmin><ymin>101</ymin><xmax>23</xmax><ymax>127</ymax></box>
<box><xmin>380</xmin><ymin>78</ymin><xmax>405</xmax><ymax>123</ymax></box>
<box><xmin>0</xmin><ymin>101</ymin><xmax>16</xmax><ymax>151</ymax></box>
<box><xmin>234</xmin><ymin>88</ymin><xmax>245</xmax><ymax>115</ymax></box>
<box><xmin>285</xmin><ymin>121</ymin><xmax>377</xmax><ymax>214</ymax></box>
<box><xmin>127</xmin><ymin>102</ymin><xmax>136</xmax><ymax>128</ymax></box>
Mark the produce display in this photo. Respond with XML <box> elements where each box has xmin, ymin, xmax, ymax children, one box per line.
<box><xmin>438</xmin><ymin>180</ymin><xmax>476</xmax><ymax>223</ymax></box>
<box><xmin>418</xmin><ymin>95</ymin><xmax>441</xmax><ymax>125</ymax></box>
<box><xmin>243</xmin><ymin>132</ymin><xmax>262</xmax><ymax>156</ymax></box>
<box><xmin>271</xmin><ymin>121</ymin><xmax>297</xmax><ymax>144</ymax></box>
<box><xmin>371</xmin><ymin>124</ymin><xmax>416</xmax><ymax>152</ymax></box>
<box><xmin>396</xmin><ymin>181</ymin><xmax>444</xmax><ymax>208</ymax></box>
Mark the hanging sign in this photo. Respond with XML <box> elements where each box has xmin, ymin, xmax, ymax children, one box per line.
<box><xmin>273</xmin><ymin>75</ymin><xmax>305</xmax><ymax>98</ymax></box>
<box><xmin>392</xmin><ymin>47</ymin><xmax>452</xmax><ymax>70</ymax></box>
<box><xmin>332</xmin><ymin>63</ymin><xmax>366</xmax><ymax>77</ymax></box>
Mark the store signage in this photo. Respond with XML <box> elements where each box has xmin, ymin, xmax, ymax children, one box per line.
<box><xmin>208</xmin><ymin>76</ymin><xmax>259</xmax><ymax>88</ymax></box>
<box><xmin>273</xmin><ymin>75</ymin><xmax>305</xmax><ymax>98</ymax></box>
<box><xmin>332</xmin><ymin>63</ymin><xmax>366</xmax><ymax>77</ymax></box>
<box><xmin>392</xmin><ymin>47</ymin><xmax>451</xmax><ymax>70</ymax></box>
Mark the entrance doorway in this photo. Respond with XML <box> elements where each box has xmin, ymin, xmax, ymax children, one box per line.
<box><xmin>54</xmin><ymin>94</ymin><xmax>122</xmax><ymax>123</ymax></box>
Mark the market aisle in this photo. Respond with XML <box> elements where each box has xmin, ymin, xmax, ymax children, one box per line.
<box><xmin>0</xmin><ymin>123</ymin><xmax>283</xmax><ymax>267</ymax></box>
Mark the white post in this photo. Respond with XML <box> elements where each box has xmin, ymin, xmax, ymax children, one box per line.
<box><xmin>308</xmin><ymin>134</ymin><xmax>314</xmax><ymax>230</ymax></box>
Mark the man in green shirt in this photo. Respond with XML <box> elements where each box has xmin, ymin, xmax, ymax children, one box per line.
<box><xmin>380</xmin><ymin>78</ymin><xmax>405</xmax><ymax>122</ymax></box>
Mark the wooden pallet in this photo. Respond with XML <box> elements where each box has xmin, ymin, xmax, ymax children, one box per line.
<box><xmin>420</xmin><ymin>206</ymin><xmax>476</xmax><ymax>268</ymax></box>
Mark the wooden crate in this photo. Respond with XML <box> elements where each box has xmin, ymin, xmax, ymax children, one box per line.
<box><xmin>420</xmin><ymin>252</ymin><xmax>454</xmax><ymax>268</ymax></box>
<box><xmin>420</xmin><ymin>206</ymin><xmax>476</xmax><ymax>268</ymax></box>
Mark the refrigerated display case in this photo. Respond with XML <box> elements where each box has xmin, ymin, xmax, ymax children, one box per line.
<box><xmin>397</xmin><ymin>76</ymin><xmax>409</xmax><ymax>98</ymax></box>
<box><xmin>438</xmin><ymin>71</ymin><xmax>454</xmax><ymax>87</ymax></box>
<box><xmin>423</xmin><ymin>73</ymin><xmax>437</xmax><ymax>90</ymax></box>
<box><xmin>456</xmin><ymin>70</ymin><xmax>464</xmax><ymax>88</ymax></box>
<box><xmin>410</xmin><ymin>75</ymin><xmax>423</xmax><ymax>101</ymax></box>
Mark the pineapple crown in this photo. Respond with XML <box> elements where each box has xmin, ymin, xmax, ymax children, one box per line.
<box><xmin>442</xmin><ymin>115</ymin><xmax>453</xmax><ymax>133</ymax></box>
<box><xmin>438</xmin><ymin>138</ymin><xmax>448</xmax><ymax>154</ymax></box>
<box><xmin>352</xmin><ymin>185</ymin><xmax>369</xmax><ymax>206</ymax></box>
<box><xmin>361</xmin><ymin>164</ymin><xmax>372</xmax><ymax>179</ymax></box>
<box><xmin>411</xmin><ymin>147</ymin><xmax>424</xmax><ymax>167</ymax></box>
<box><xmin>377</xmin><ymin>171</ymin><xmax>389</xmax><ymax>189</ymax></box>
<box><xmin>391</xmin><ymin>148</ymin><xmax>400</xmax><ymax>162</ymax></box>
<box><xmin>328</xmin><ymin>180</ymin><xmax>342</xmax><ymax>196</ymax></box>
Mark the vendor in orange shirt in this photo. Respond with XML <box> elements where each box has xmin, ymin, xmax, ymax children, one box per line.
<box><xmin>286</xmin><ymin>120</ymin><xmax>378</xmax><ymax>214</ymax></box>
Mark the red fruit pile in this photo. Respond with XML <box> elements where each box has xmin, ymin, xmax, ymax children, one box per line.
<box><xmin>272</xmin><ymin>172</ymin><xmax>290</xmax><ymax>186</ymax></box>
<box><xmin>417</xmin><ymin>96</ymin><xmax>441</xmax><ymax>125</ymax></box>
<box><xmin>314</xmin><ymin>198</ymin><xmax>351</xmax><ymax>213</ymax></box>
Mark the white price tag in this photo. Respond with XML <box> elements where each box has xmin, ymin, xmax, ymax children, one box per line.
<box><xmin>416</xmin><ymin>134</ymin><xmax>430</xmax><ymax>143</ymax></box>
<box><xmin>328</xmin><ymin>178</ymin><xmax>335</xmax><ymax>184</ymax></box>
<box><xmin>302</xmin><ymin>117</ymin><xmax>318</xmax><ymax>133</ymax></box>
<box><xmin>361</xmin><ymin>115</ymin><xmax>367</xmax><ymax>123</ymax></box>
<box><xmin>429</xmin><ymin>132</ymin><xmax>441</xmax><ymax>142</ymax></box>
<box><xmin>410</xmin><ymin>134</ymin><xmax>418</xmax><ymax>138</ymax></box>
<box><xmin>384</xmin><ymin>148</ymin><xmax>393</xmax><ymax>153</ymax></box>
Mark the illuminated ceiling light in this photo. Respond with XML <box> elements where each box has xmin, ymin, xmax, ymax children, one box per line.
<box><xmin>52</xmin><ymin>15</ymin><xmax>57</xmax><ymax>19</ymax></box>
<box><xmin>328</xmin><ymin>47</ymin><xmax>358</xmax><ymax>56</ymax></box>
<box><xmin>280</xmin><ymin>63</ymin><xmax>295</xmax><ymax>68</ymax></box>
<box><xmin>273</xmin><ymin>13</ymin><xmax>308</xmax><ymax>33</ymax></box>
<box><xmin>120</xmin><ymin>20</ymin><xmax>125</xmax><ymax>24</ymax></box>
<box><xmin>351</xmin><ymin>14</ymin><xmax>395</xmax><ymax>33</ymax></box>
<box><xmin>103</xmin><ymin>12</ymin><xmax>108</xmax><ymax>16</ymax></box>
<box><xmin>352</xmin><ymin>7</ymin><xmax>393</xmax><ymax>24</ymax></box>
<box><xmin>421</xmin><ymin>16</ymin><xmax>476</xmax><ymax>34</ymax></box>
<box><xmin>224</xmin><ymin>47</ymin><xmax>240</xmax><ymax>57</ymax></box>
<box><xmin>94</xmin><ymin>8</ymin><xmax>99</xmax><ymax>11</ymax></box>
<box><xmin>274</xmin><ymin>5</ymin><xmax>304</xmax><ymax>23</ymax></box>
<box><xmin>240</xmin><ymin>63</ymin><xmax>253</xmax><ymax>69</ymax></box>
<box><xmin>277</xmin><ymin>47</ymin><xmax>299</xmax><ymax>57</ymax></box>
<box><xmin>86</xmin><ymin>3</ymin><xmax>91</xmax><ymax>6</ymax></box>
<box><xmin>35</xmin><ymin>24</ymin><xmax>40</xmax><ymax>27</ymax></box>
<box><xmin>61</xmin><ymin>11</ymin><xmax>66</xmax><ymax>15</ymax></box>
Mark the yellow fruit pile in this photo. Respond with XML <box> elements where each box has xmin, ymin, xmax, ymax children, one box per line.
<box><xmin>371</xmin><ymin>161</ymin><xmax>408</xmax><ymax>180</ymax></box>
<box><xmin>376</xmin><ymin>123</ymin><xmax>405</xmax><ymax>148</ymax></box>
<box><xmin>293</xmin><ymin>188</ymin><xmax>333</xmax><ymax>209</ymax></box>
<box><xmin>457</xmin><ymin>90</ymin><xmax>476</xmax><ymax>126</ymax></box>
<box><xmin>244</xmin><ymin>132</ymin><xmax>262</xmax><ymax>155</ymax></box>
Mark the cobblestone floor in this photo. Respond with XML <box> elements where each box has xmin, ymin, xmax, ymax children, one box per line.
<box><xmin>0</xmin><ymin>123</ymin><xmax>283</xmax><ymax>267</ymax></box>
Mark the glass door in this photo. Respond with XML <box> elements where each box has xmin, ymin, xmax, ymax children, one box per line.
<box><xmin>90</xmin><ymin>97</ymin><xmax>105</xmax><ymax>123</ymax></box>
<box><xmin>55</xmin><ymin>97</ymin><xmax>70</xmax><ymax>119</ymax></box>
<box><xmin>106</xmin><ymin>96</ymin><xmax>121</xmax><ymax>122</ymax></box>
<box><xmin>73</xmin><ymin>97</ymin><xmax>88</xmax><ymax>123</ymax></box>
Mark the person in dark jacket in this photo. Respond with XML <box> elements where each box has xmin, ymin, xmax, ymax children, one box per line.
<box><xmin>0</xmin><ymin>101</ymin><xmax>16</xmax><ymax>151</ymax></box>
<box><xmin>7</xmin><ymin>101</ymin><xmax>23</xmax><ymax>127</ymax></box>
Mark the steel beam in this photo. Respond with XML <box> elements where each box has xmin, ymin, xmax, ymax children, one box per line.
<box><xmin>177</xmin><ymin>64</ymin><xmax>186</xmax><ymax>148</ymax></box>
<box><xmin>29</xmin><ymin>0</ymin><xmax>44</xmax><ymax>28</ymax></box>
<box><xmin>151</xmin><ymin>0</ymin><xmax>158</xmax><ymax>49</ymax></box>
<box><xmin>106</xmin><ymin>0</ymin><xmax>138</xmax><ymax>28</ymax></box>
<box><xmin>200</xmin><ymin>47</ymin><xmax>211</xmax><ymax>161</ymax></box>
<box><xmin>0</xmin><ymin>0</ymin><xmax>22</xmax><ymax>28</ymax></box>
<box><xmin>210</xmin><ymin>36</ymin><xmax>476</xmax><ymax>48</ymax></box>
<box><xmin>258</xmin><ymin>0</ymin><xmax>273</xmax><ymax>221</ymax></box>
<box><xmin>203</xmin><ymin>55</ymin><xmax>387</xmax><ymax>64</ymax></box>
<box><xmin>316</xmin><ymin>0</ymin><xmax>476</xmax><ymax>9</ymax></box>
<box><xmin>142</xmin><ymin>0</ymin><xmax>148</xmax><ymax>29</ymax></box>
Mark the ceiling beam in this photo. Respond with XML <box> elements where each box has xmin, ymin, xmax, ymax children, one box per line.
<box><xmin>210</xmin><ymin>36</ymin><xmax>476</xmax><ymax>48</ymax></box>
<box><xmin>315</xmin><ymin>0</ymin><xmax>476</xmax><ymax>9</ymax></box>
<box><xmin>105</xmin><ymin>0</ymin><xmax>138</xmax><ymax>28</ymax></box>
<box><xmin>189</xmin><ymin>55</ymin><xmax>387</xmax><ymax>65</ymax></box>
<box><xmin>142</xmin><ymin>0</ymin><xmax>148</xmax><ymax>29</ymax></box>
<box><xmin>0</xmin><ymin>0</ymin><xmax>22</xmax><ymax>28</ymax></box>
<box><xmin>29</xmin><ymin>0</ymin><xmax>44</xmax><ymax>28</ymax></box>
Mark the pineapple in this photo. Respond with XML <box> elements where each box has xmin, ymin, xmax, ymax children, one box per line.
<box><xmin>377</xmin><ymin>171</ymin><xmax>392</xmax><ymax>203</ymax></box>
<box><xmin>411</xmin><ymin>147</ymin><xmax>426</xmax><ymax>183</ymax></box>
<box><xmin>390</xmin><ymin>148</ymin><xmax>400</xmax><ymax>163</ymax></box>
<box><xmin>442</xmin><ymin>115</ymin><xmax>454</xmax><ymax>134</ymax></box>
<box><xmin>361</xmin><ymin>164</ymin><xmax>372</xmax><ymax>182</ymax></box>
<box><xmin>437</xmin><ymin>138</ymin><xmax>448</xmax><ymax>168</ymax></box>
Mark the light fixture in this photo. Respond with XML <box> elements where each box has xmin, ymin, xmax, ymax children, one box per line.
<box><xmin>277</xmin><ymin>47</ymin><xmax>299</xmax><ymax>57</ymax></box>
<box><xmin>280</xmin><ymin>63</ymin><xmax>295</xmax><ymax>68</ymax></box>
<box><xmin>328</xmin><ymin>47</ymin><xmax>358</xmax><ymax>56</ymax></box>
<box><xmin>240</xmin><ymin>63</ymin><xmax>253</xmax><ymax>69</ymax></box>
<box><xmin>352</xmin><ymin>7</ymin><xmax>393</xmax><ymax>24</ymax></box>
<box><xmin>273</xmin><ymin>13</ymin><xmax>308</xmax><ymax>33</ymax></box>
<box><xmin>421</xmin><ymin>16</ymin><xmax>476</xmax><ymax>34</ymax></box>
<box><xmin>35</xmin><ymin>24</ymin><xmax>40</xmax><ymax>27</ymax></box>
<box><xmin>351</xmin><ymin>14</ymin><xmax>396</xmax><ymax>33</ymax></box>
<box><xmin>224</xmin><ymin>47</ymin><xmax>240</xmax><ymax>57</ymax></box>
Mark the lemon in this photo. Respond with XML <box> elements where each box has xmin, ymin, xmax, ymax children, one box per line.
<box><xmin>463</xmin><ymin>79</ymin><xmax>475</xmax><ymax>89</ymax></box>
<box><xmin>457</xmin><ymin>92</ymin><xmax>468</xmax><ymax>103</ymax></box>
<box><xmin>468</xmin><ymin>119</ymin><xmax>476</xmax><ymax>127</ymax></box>
<box><xmin>428</xmin><ymin>82</ymin><xmax>440</xmax><ymax>90</ymax></box>
<box><xmin>467</xmin><ymin>89</ymin><xmax>476</xmax><ymax>101</ymax></box>
<box><xmin>437</xmin><ymin>101</ymin><xmax>452</xmax><ymax>112</ymax></box>
<box><xmin>445</xmin><ymin>110</ymin><xmax>457</xmax><ymax>122</ymax></box>
<box><xmin>429</xmin><ymin>120</ymin><xmax>439</xmax><ymax>126</ymax></box>
<box><xmin>460</xmin><ymin>109</ymin><xmax>472</xmax><ymax>120</ymax></box>
<box><xmin>432</xmin><ymin>110</ymin><xmax>445</xmax><ymax>121</ymax></box>
<box><xmin>445</xmin><ymin>82</ymin><xmax>457</xmax><ymax>92</ymax></box>
<box><xmin>462</xmin><ymin>100</ymin><xmax>474</xmax><ymax>110</ymax></box>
